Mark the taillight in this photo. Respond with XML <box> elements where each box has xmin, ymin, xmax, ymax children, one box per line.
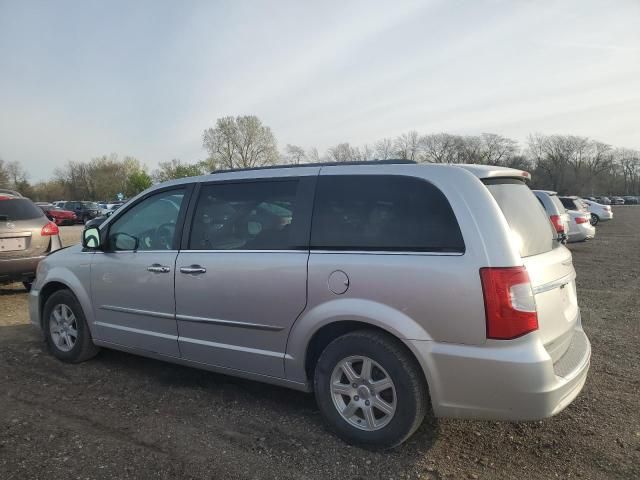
<box><xmin>41</xmin><ymin>221</ymin><xmax>59</xmax><ymax>236</ymax></box>
<box><xmin>549</xmin><ymin>214</ymin><xmax>565</xmax><ymax>233</ymax></box>
<box><xmin>480</xmin><ymin>267</ymin><xmax>538</xmax><ymax>340</ymax></box>
<box><xmin>575</xmin><ymin>216</ymin><xmax>589</xmax><ymax>224</ymax></box>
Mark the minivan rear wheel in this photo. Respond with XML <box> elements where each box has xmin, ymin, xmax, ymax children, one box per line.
<box><xmin>43</xmin><ymin>289</ymin><xmax>99</xmax><ymax>363</ymax></box>
<box><xmin>314</xmin><ymin>330</ymin><xmax>428</xmax><ymax>449</ymax></box>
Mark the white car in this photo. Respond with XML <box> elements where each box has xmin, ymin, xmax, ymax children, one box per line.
<box><xmin>582</xmin><ymin>200</ymin><xmax>613</xmax><ymax>225</ymax></box>
<box><xmin>566</xmin><ymin>210</ymin><xmax>595</xmax><ymax>242</ymax></box>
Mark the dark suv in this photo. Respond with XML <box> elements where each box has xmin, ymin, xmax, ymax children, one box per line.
<box><xmin>60</xmin><ymin>201</ymin><xmax>100</xmax><ymax>224</ymax></box>
<box><xmin>0</xmin><ymin>193</ymin><xmax>62</xmax><ymax>289</ymax></box>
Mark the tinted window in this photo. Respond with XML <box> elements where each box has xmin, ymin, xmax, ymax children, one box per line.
<box><xmin>559</xmin><ymin>197</ymin><xmax>576</xmax><ymax>210</ymax></box>
<box><xmin>189</xmin><ymin>181</ymin><xmax>300</xmax><ymax>250</ymax></box>
<box><xmin>108</xmin><ymin>189</ymin><xmax>185</xmax><ymax>251</ymax></box>
<box><xmin>486</xmin><ymin>180</ymin><xmax>557</xmax><ymax>258</ymax></box>
<box><xmin>310</xmin><ymin>175</ymin><xmax>464</xmax><ymax>252</ymax></box>
<box><xmin>0</xmin><ymin>198</ymin><xmax>45</xmax><ymax>221</ymax></box>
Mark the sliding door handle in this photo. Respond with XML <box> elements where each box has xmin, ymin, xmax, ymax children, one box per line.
<box><xmin>180</xmin><ymin>265</ymin><xmax>207</xmax><ymax>274</ymax></box>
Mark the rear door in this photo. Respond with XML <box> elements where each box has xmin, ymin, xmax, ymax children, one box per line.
<box><xmin>174</xmin><ymin>177</ymin><xmax>314</xmax><ymax>377</ymax></box>
<box><xmin>485</xmin><ymin>180</ymin><xmax>579</xmax><ymax>361</ymax></box>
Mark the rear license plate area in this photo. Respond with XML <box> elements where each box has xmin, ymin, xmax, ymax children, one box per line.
<box><xmin>0</xmin><ymin>237</ymin><xmax>27</xmax><ymax>251</ymax></box>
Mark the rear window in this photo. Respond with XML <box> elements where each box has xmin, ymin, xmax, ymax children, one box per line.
<box><xmin>0</xmin><ymin>198</ymin><xmax>45</xmax><ymax>221</ymax></box>
<box><xmin>83</xmin><ymin>202</ymin><xmax>99</xmax><ymax>209</ymax></box>
<box><xmin>311</xmin><ymin>175</ymin><xmax>464</xmax><ymax>252</ymax></box>
<box><xmin>559</xmin><ymin>197</ymin><xmax>576</xmax><ymax>210</ymax></box>
<box><xmin>485</xmin><ymin>179</ymin><xmax>557</xmax><ymax>258</ymax></box>
<box><xmin>549</xmin><ymin>194</ymin><xmax>567</xmax><ymax>212</ymax></box>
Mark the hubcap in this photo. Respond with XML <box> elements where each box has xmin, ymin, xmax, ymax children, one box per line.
<box><xmin>330</xmin><ymin>355</ymin><xmax>397</xmax><ymax>431</ymax></box>
<box><xmin>49</xmin><ymin>304</ymin><xmax>78</xmax><ymax>352</ymax></box>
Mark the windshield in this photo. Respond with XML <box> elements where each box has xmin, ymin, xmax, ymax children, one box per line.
<box><xmin>485</xmin><ymin>179</ymin><xmax>558</xmax><ymax>258</ymax></box>
<box><xmin>0</xmin><ymin>198</ymin><xmax>45</xmax><ymax>221</ymax></box>
<box><xmin>83</xmin><ymin>202</ymin><xmax>99</xmax><ymax>209</ymax></box>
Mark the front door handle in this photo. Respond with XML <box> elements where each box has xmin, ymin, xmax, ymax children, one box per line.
<box><xmin>147</xmin><ymin>264</ymin><xmax>171</xmax><ymax>273</ymax></box>
<box><xmin>180</xmin><ymin>265</ymin><xmax>207</xmax><ymax>274</ymax></box>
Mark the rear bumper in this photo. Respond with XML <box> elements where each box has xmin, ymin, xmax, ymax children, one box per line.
<box><xmin>568</xmin><ymin>224</ymin><xmax>595</xmax><ymax>242</ymax></box>
<box><xmin>411</xmin><ymin>322</ymin><xmax>590</xmax><ymax>421</ymax></box>
<box><xmin>0</xmin><ymin>255</ymin><xmax>46</xmax><ymax>283</ymax></box>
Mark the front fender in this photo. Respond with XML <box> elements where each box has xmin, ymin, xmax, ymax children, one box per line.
<box><xmin>35</xmin><ymin>262</ymin><xmax>94</xmax><ymax>333</ymax></box>
<box><xmin>284</xmin><ymin>298</ymin><xmax>433</xmax><ymax>384</ymax></box>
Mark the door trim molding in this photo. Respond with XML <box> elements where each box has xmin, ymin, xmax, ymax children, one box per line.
<box><xmin>94</xmin><ymin>321</ymin><xmax>178</xmax><ymax>340</ymax></box>
<box><xmin>178</xmin><ymin>335</ymin><xmax>290</xmax><ymax>359</ymax></box>
<box><xmin>176</xmin><ymin>313</ymin><xmax>284</xmax><ymax>332</ymax></box>
<box><xmin>99</xmin><ymin>305</ymin><xmax>175</xmax><ymax>320</ymax></box>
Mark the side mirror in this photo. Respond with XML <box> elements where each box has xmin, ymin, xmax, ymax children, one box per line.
<box><xmin>111</xmin><ymin>232</ymin><xmax>139</xmax><ymax>251</ymax></box>
<box><xmin>82</xmin><ymin>227</ymin><xmax>101</xmax><ymax>249</ymax></box>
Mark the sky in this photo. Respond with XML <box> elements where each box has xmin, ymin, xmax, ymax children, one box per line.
<box><xmin>1</xmin><ymin>0</ymin><xmax>639</xmax><ymax>181</ymax></box>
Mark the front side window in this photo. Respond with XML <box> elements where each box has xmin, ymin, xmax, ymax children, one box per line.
<box><xmin>310</xmin><ymin>175</ymin><xmax>465</xmax><ymax>252</ymax></box>
<box><xmin>189</xmin><ymin>181</ymin><xmax>299</xmax><ymax>250</ymax></box>
<box><xmin>108</xmin><ymin>189</ymin><xmax>185</xmax><ymax>251</ymax></box>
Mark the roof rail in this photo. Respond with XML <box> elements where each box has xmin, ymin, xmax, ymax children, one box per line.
<box><xmin>210</xmin><ymin>159</ymin><xmax>417</xmax><ymax>174</ymax></box>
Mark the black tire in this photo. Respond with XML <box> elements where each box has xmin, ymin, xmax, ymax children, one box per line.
<box><xmin>22</xmin><ymin>280</ymin><xmax>33</xmax><ymax>292</ymax></box>
<box><xmin>314</xmin><ymin>330</ymin><xmax>429</xmax><ymax>449</ymax></box>
<box><xmin>590</xmin><ymin>214</ymin><xmax>599</xmax><ymax>226</ymax></box>
<box><xmin>43</xmin><ymin>289</ymin><xmax>99</xmax><ymax>363</ymax></box>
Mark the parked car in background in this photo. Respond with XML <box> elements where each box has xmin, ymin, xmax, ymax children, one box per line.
<box><xmin>1</xmin><ymin>193</ymin><xmax>62</xmax><ymax>290</ymax></box>
<box><xmin>36</xmin><ymin>203</ymin><xmax>77</xmax><ymax>226</ymax></box>
<box><xmin>31</xmin><ymin>162</ymin><xmax>590</xmax><ymax>448</ymax></box>
<box><xmin>0</xmin><ymin>188</ymin><xmax>23</xmax><ymax>197</ymax></box>
<box><xmin>559</xmin><ymin>196</ymin><xmax>588</xmax><ymax>213</ymax></box>
<box><xmin>623</xmin><ymin>196</ymin><xmax>639</xmax><ymax>205</ymax></box>
<box><xmin>566</xmin><ymin>210</ymin><xmax>595</xmax><ymax>242</ymax></box>
<box><xmin>611</xmin><ymin>196</ymin><xmax>625</xmax><ymax>205</ymax></box>
<box><xmin>59</xmin><ymin>201</ymin><xmax>100</xmax><ymax>224</ymax></box>
<box><xmin>581</xmin><ymin>200</ymin><xmax>613</xmax><ymax>225</ymax></box>
<box><xmin>596</xmin><ymin>196</ymin><xmax>611</xmax><ymax>205</ymax></box>
<box><xmin>532</xmin><ymin>190</ymin><xmax>570</xmax><ymax>242</ymax></box>
<box><xmin>84</xmin><ymin>203</ymin><xmax>124</xmax><ymax>230</ymax></box>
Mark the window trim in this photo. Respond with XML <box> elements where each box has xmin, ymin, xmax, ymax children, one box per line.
<box><xmin>180</xmin><ymin>176</ymin><xmax>317</xmax><ymax>252</ymax></box>
<box><xmin>308</xmin><ymin>174</ymin><xmax>466</xmax><ymax>254</ymax></box>
<box><xmin>101</xmin><ymin>184</ymin><xmax>194</xmax><ymax>252</ymax></box>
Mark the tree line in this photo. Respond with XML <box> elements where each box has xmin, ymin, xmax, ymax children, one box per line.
<box><xmin>1</xmin><ymin>115</ymin><xmax>638</xmax><ymax>202</ymax></box>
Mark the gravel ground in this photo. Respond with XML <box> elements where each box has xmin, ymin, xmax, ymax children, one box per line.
<box><xmin>1</xmin><ymin>212</ymin><xmax>638</xmax><ymax>479</ymax></box>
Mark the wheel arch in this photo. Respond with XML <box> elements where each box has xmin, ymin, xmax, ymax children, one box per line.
<box><xmin>285</xmin><ymin>299</ymin><xmax>435</xmax><ymax>395</ymax></box>
<box><xmin>38</xmin><ymin>275</ymin><xmax>93</xmax><ymax>332</ymax></box>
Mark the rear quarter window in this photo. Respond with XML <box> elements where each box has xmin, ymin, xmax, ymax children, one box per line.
<box><xmin>311</xmin><ymin>175</ymin><xmax>464</xmax><ymax>252</ymax></box>
<box><xmin>485</xmin><ymin>180</ymin><xmax>558</xmax><ymax>258</ymax></box>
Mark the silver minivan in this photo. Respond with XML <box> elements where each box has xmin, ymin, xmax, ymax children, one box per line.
<box><xmin>29</xmin><ymin>162</ymin><xmax>591</xmax><ymax>448</ymax></box>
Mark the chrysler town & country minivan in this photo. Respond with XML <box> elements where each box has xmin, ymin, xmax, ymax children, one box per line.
<box><xmin>30</xmin><ymin>161</ymin><xmax>591</xmax><ymax>448</ymax></box>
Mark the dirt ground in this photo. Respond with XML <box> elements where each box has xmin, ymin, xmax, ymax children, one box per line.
<box><xmin>1</xmin><ymin>212</ymin><xmax>638</xmax><ymax>480</ymax></box>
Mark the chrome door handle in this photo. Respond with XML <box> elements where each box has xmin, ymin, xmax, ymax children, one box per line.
<box><xmin>147</xmin><ymin>264</ymin><xmax>171</xmax><ymax>273</ymax></box>
<box><xmin>180</xmin><ymin>265</ymin><xmax>207</xmax><ymax>274</ymax></box>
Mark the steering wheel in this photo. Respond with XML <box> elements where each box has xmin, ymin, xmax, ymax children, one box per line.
<box><xmin>152</xmin><ymin>222</ymin><xmax>176</xmax><ymax>249</ymax></box>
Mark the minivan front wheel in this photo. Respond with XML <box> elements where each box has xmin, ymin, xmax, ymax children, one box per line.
<box><xmin>314</xmin><ymin>330</ymin><xmax>429</xmax><ymax>449</ymax></box>
<box><xmin>43</xmin><ymin>289</ymin><xmax>99</xmax><ymax>363</ymax></box>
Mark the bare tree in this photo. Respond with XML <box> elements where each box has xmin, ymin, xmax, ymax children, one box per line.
<box><xmin>420</xmin><ymin>133</ymin><xmax>460</xmax><ymax>163</ymax></box>
<box><xmin>394</xmin><ymin>131</ymin><xmax>421</xmax><ymax>160</ymax></box>
<box><xmin>203</xmin><ymin>115</ymin><xmax>278</xmax><ymax>170</ymax></box>
<box><xmin>327</xmin><ymin>143</ymin><xmax>361</xmax><ymax>162</ymax></box>
<box><xmin>479</xmin><ymin>133</ymin><xmax>519</xmax><ymax>165</ymax></box>
<box><xmin>361</xmin><ymin>144</ymin><xmax>375</xmax><ymax>161</ymax></box>
<box><xmin>375</xmin><ymin>138</ymin><xmax>394</xmax><ymax>160</ymax></box>
<box><xmin>307</xmin><ymin>147</ymin><xmax>321</xmax><ymax>163</ymax></box>
<box><xmin>284</xmin><ymin>144</ymin><xmax>306</xmax><ymax>164</ymax></box>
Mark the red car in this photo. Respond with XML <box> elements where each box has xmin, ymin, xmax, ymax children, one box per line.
<box><xmin>36</xmin><ymin>203</ymin><xmax>77</xmax><ymax>226</ymax></box>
